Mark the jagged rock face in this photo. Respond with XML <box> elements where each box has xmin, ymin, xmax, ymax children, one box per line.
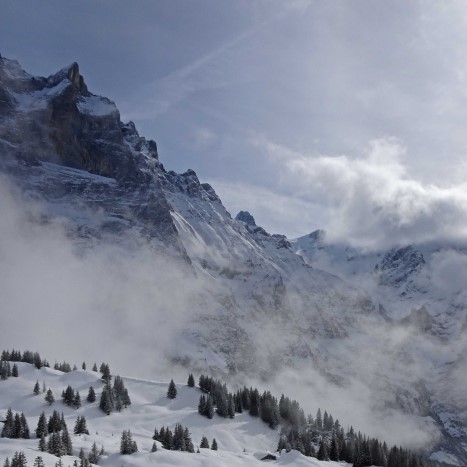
<box><xmin>377</xmin><ymin>245</ymin><xmax>425</xmax><ymax>287</ymax></box>
<box><xmin>235</xmin><ymin>210</ymin><xmax>256</xmax><ymax>226</ymax></box>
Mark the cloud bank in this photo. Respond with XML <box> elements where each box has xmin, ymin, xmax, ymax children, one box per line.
<box><xmin>250</xmin><ymin>136</ymin><xmax>467</xmax><ymax>249</ymax></box>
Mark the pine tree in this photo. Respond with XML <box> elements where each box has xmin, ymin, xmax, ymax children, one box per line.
<box><xmin>74</xmin><ymin>416</ymin><xmax>89</xmax><ymax>435</ymax></box>
<box><xmin>151</xmin><ymin>441</ymin><xmax>158</xmax><ymax>452</ymax></box>
<box><xmin>10</xmin><ymin>451</ymin><xmax>27</xmax><ymax>467</ymax></box>
<box><xmin>3</xmin><ymin>457</ymin><xmax>9</xmax><ymax>467</ymax></box>
<box><xmin>100</xmin><ymin>363</ymin><xmax>111</xmax><ymax>383</ymax></box>
<box><xmin>99</xmin><ymin>384</ymin><xmax>113</xmax><ymax>415</ymax></box>
<box><xmin>73</xmin><ymin>391</ymin><xmax>81</xmax><ymax>409</ymax></box>
<box><xmin>167</xmin><ymin>379</ymin><xmax>177</xmax><ymax>399</ymax></box>
<box><xmin>33</xmin><ymin>457</ymin><xmax>45</xmax><ymax>467</ymax></box>
<box><xmin>61</xmin><ymin>424</ymin><xmax>73</xmax><ymax>455</ymax></box>
<box><xmin>87</xmin><ymin>386</ymin><xmax>96</xmax><ymax>403</ymax></box>
<box><xmin>200</xmin><ymin>436</ymin><xmax>209</xmax><ymax>448</ymax></box>
<box><xmin>1</xmin><ymin>408</ymin><xmax>14</xmax><ymax>438</ymax></box>
<box><xmin>11</xmin><ymin>364</ymin><xmax>18</xmax><ymax>377</ymax></box>
<box><xmin>88</xmin><ymin>442</ymin><xmax>100</xmax><ymax>465</ymax></box>
<box><xmin>45</xmin><ymin>388</ymin><xmax>55</xmax><ymax>405</ymax></box>
<box><xmin>211</xmin><ymin>438</ymin><xmax>218</xmax><ymax>450</ymax></box>
<box><xmin>198</xmin><ymin>395</ymin><xmax>206</xmax><ymax>415</ymax></box>
<box><xmin>317</xmin><ymin>439</ymin><xmax>329</xmax><ymax>461</ymax></box>
<box><xmin>20</xmin><ymin>413</ymin><xmax>29</xmax><ymax>439</ymax></box>
<box><xmin>33</xmin><ymin>380</ymin><xmax>40</xmax><ymax>395</ymax></box>
<box><xmin>205</xmin><ymin>396</ymin><xmax>214</xmax><ymax>419</ymax></box>
<box><xmin>187</xmin><ymin>373</ymin><xmax>195</xmax><ymax>387</ymax></box>
<box><xmin>92</xmin><ymin>363</ymin><xmax>97</xmax><ymax>372</ymax></box>
<box><xmin>330</xmin><ymin>436</ymin><xmax>339</xmax><ymax>461</ymax></box>
<box><xmin>120</xmin><ymin>430</ymin><xmax>138</xmax><ymax>454</ymax></box>
<box><xmin>82</xmin><ymin>362</ymin><xmax>86</xmax><ymax>370</ymax></box>
<box><xmin>38</xmin><ymin>433</ymin><xmax>46</xmax><ymax>452</ymax></box>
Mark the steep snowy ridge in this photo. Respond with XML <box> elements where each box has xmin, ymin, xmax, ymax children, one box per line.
<box><xmin>0</xmin><ymin>56</ymin><xmax>465</xmax><ymax>464</ymax></box>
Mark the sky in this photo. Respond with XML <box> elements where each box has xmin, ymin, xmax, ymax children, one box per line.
<box><xmin>1</xmin><ymin>0</ymin><xmax>467</xmax><ymax>239</ymax></box>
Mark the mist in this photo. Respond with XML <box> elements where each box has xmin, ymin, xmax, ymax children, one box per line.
<box><xmin>0</xmin><ymin>177</ymin><xmax>219</xmax><ymax>381</ymax></box>
<box><xmin>0</xmin><ymin>172</ymin><xmax>464</xmax><ymax>455</ymax></box>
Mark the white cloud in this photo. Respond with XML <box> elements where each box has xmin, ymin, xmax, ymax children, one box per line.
<box><xmin>252</xmin><ymin>136</ymin><xmax>467</xmax><ymax>249</ymax></box>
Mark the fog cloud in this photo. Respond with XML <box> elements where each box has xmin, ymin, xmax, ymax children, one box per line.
<box><xmin>252</xmin><ymin>136</ymin><xmax>467</xmax><ymax>249</ymax></box>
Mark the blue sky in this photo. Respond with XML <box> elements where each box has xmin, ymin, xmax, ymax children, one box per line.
<box><xmin>2</xmin><ymin>0</ymin><xmax>467</xmax><ymax>242</ymax></box>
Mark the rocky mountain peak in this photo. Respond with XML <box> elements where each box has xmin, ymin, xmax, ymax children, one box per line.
<box><xmin>235</xmin><ymin>210</ymin><xmax>256</xmax><ymax>226</ymax></box>
<box><xmin>47</xmin><ymin>61</ymin><xmax>88</xmax><ymax>94</ymax></box>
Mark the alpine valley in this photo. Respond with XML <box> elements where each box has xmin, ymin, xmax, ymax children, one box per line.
<box><xmin>0</xmin><ymin>55</ymin><xmax>466</xmax><ymax>466</ymax></box>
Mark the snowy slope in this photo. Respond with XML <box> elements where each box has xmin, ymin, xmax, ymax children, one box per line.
<box><xmin>0</xmin><ymin>363</ymin><xmax>351</xmax><ymax>467</ymax></box>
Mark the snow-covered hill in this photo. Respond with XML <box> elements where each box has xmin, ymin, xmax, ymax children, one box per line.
<box><xmin>0</xmin><ymin>362</ymin><xmax>351</xmax><ymax>467</ymax></box>
<box><xmin>0</xmin><ymin>54</ymin><xmax>464</xmax><ymax>464</ymax></box>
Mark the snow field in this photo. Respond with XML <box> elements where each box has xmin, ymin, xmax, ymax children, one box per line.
<box><xmin>0</xmin><ymin>362</ymin><xmax>351</xmax><ymax>466</ymax></box>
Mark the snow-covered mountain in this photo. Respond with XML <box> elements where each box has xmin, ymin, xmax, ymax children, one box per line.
<box><xmin>0</xmin><ymin>54</ymin><xmax>465</xmax><ymax>465</ymax></box>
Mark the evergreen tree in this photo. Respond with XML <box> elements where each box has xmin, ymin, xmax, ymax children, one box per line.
<box><xmin>61</xmin><ymin>424</ymin><xmax>73</xmax><ymax>455</ymax></box>
<box><xmin>73</xmin><ymin>391</ymin><xmax>81</xmax><ymax>409</ymax></box>
<box><xmin>3</xmin><ymin>458</ymin><xmax>9</xmax><ymax>467</ymax></box>
<box><xmin>20</xmin><ymin>413</ymin><xmax>29</xmax><ymax>439</ymax></box>
<box><xmin>317</xmin><ymin>439</ymin><xmax>329</xmax><ymax>461</ymax></box>
<box><xmin>329</xmin><ymin>436</ymin><xmax>339</xmax><ymax>461</ymax></box>
<box><xmin>11</xmin><ymin>364</ymin><xmax>18</xmax><ymax>377</ymax></box>
<box><xmin>249</xmin><ymin>389</ymin><xmax>260</xmax><ymax>417</ymax></box>
<box><xmin>200</xmin><ymin>436</ymin><xmax>209</xmax><ymax>448</ymax></box>
<box><xmin>62</xmin><ymin>385</ymin><xmax>75</xmax><ymax>406</ymax></box>
<box><xmin>100</xmin><ymin>363</ymin><xmax>111</xmax><ymax>383</ymax></box>
<box><xmin>33</xmin><ymin>381</ymin><xmax>40</xmax><ymax>396</ymax></box>
<box><xmin>167</xmin><ymin>379</ymin><xmax>177</xmax><ymax>399</ymax></box>
<box><xmin>82</xmin><ymin>362</ymin><xmax>86</xmax><ymax>370</ymax></box>
<box><xmin>151</xmin><ymin>441</ymin><xmax>158</xmax><ymax>452</ymax></box>
<box><xmin>38</xmin><ymin>433</ymin><xmax>46</xmax><ymax>452</ymax></box>
<box><xmin>198</xmin><ymin>395</ymin><xmax>206</xmax><ymax>415</ymax></box>
<box><xmin>120</xmin><ymin>430</ymin><xmax>138</xmax><ymax>454</ymax></box>
<box><xmin>211</xmin><ymin>438</ymin><xmax>218</xmax><ymax>450</ymax></box>
<box><xmin>205</xmin><ymin>396</ymin><xmax>214</xmax><ymax>419</ymax></box>
<box><xmin>88</xmin><ymin>442</ymin><xmax>100</xmax><ymax>465</ymax></box>
<box><xmin>99</xmin><ymin>384</ymin><xmax>113</xmax><ymax>415</ymax></box>
<box><xmin>87</xmin><ymin>386</ymin><xmax>96</xmax><ymax>403</ymax></box>
<box><xmin>36</xmin><ymin>412</ymin><xmax>48</xmax><ymax>438</ymax></box>
<box><xmin>45</xmin><ymin>388</ymin><xmax>55</xmax><ymax>405</ymax></box>
<box><xmin>10</xmin><ymin>451</ymin><xmax>27</xmax><ymax>467</ymax></box>
<box><xmin>92</xmin><ymin>363</ymin><xmax>97</xmax><ymax>372</ymax></box>
<box><xmin>1</xmin><ymin>408</ymin><xmax>14</xmax><ymax>438</ymax></box>
<box><xmin>74</xmin><ymin>416</ymin><xmax>89</xmax><ymax>435</ymax></box>
<box><xmin>33</xmin><ymin>457</ymin><xmax>45</xmax><ymax>467</ymax></box>
<box><xmin>315</xmin><ymin>408</ymin><xmax>323</xmax><ymax>430</ymax></box>
<box><xmin>187</xmin><ymin>373</ymin><xmax>195</xmax><ymax>387</ymax></box>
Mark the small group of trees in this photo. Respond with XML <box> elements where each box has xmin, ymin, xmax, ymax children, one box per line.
<box><xmin>1</xmin><ymin>349</ymin><xmax>48</xmax><ymax>369</ymax></box>
<box><xmin>53</xmin><ymin>361</ymin><xmax>73</xmax><ymax>373</ymax></box>
<box><xmin>120</xmin><ymin>430</ymin><xmax>138</xmax><ymax>454</ymax></box>
<box><xmin>198</xmin><ymin>375</ymin><xmax>235</xmax><ymax>419</ymax></box>
<box><xmin>36</xmin><ymin>410</ymin><xmax>72</xmax><ymax>457</ymax></box>
<box><xmin>0</xmin><ymin>361</ymin><xmax>18</xmax><ymax>380</ymax></box>
<box><xmin>152</xmin><ymin>424</ymin><xmax>194</xmax><ymax>452</ymax></box>
<box><xmin>74</xmin><ymin>416</ymin><xmax>89</xmax><ymax>435</ymax></box>
<box><xmin>62</xmin><ymin>385</ymin><xmax>81</xmax><ymax>408</ymax></box>
<box><xmin>200</xmin><ymin>435</ymin><xmax>218</xmax><ymax>450</ymax></box>
<box><xmin>2</xmin><ymin>451</ymin><xmax>28</xmax><ymax>467</ymax></box>
<box><xmin>99</xmin><ymin>374</ymin><xmax>131</xmax><ymax>415</ymax></box>
<box><xmin>1</xmin><ymin>409</ymin><xmax>29</xmax><ymax>439</ymax></box>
